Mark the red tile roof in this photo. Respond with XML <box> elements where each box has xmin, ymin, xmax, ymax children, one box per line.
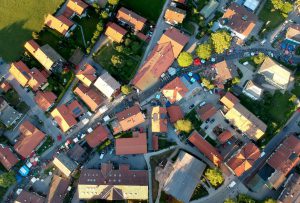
<box><xmin>188</xmin><ymin>131</ymin><xmax>223</xmax><ymax>166</ymax></box>
<box><xmin>28</xmin><ymin>68</ymin><xmax>48</xmax><ymax>91</ymax></box>
<box><xmin>105</xmin><ymin>22</ymin><xmax>127</xmax><ymax>43</ymax></box>
<box><xmin>0</xmin><ymin>144</ymin><xmax>19</xmax><ymax>170</ymax></box>
<box><xmin>35</xmin><ymin>91</ymin><xmax>57</xmax><ymax>111</ymax></box>
<box><xmin>213</xmin><ymin>60</ymin><xmax>233</xmax><ymax>83</ymax></box>
<box><xmin>46</xmin><ymin>175</ymin><xmax>70</xmax><ymax>203</ymax></box>
<box><xmin>66</xmin><ymin>0</ymin><xmax>88</xmax><ymax>16</ymax></box>
<box><xmin>0</xmin><ymin>81</ymin><xmax>11</xmax><ymax>92</ymax></box>
<box><xmin>227</xmin><ymin>142</ymin><xmax>260</xmax><ymax>176</ymax></box>
<box><xmin>220</xmin><ymin>91</ymin><xmax>240</xmax><ymax>109</ymax></box>
<box><xmin>117</xmin><ymin>7</ymin><xmax>146</xmax><ymax>31</ymax></box>
<box><xmin>217</xmin><ymin>130</ymin><xmax>232</xmax><ymax>144</ymax></box>
<box><xmin>76</xmin><ymin>63</ymin><xmax>97</xmax><ymax>87</ymax></box>
<box><xmin>196</xmin><ymin>103</ymin><xmax>217</xmax><ymax>121</ymax></box>
<box><xmin>162</xmin><ymin>77</ymin><xmax>189</xmax><ymax>103</ymax></box>
<box><xmin>152</xmin><ymin>135</ymin><xmax>159</xmax><ymax>151</ymax></box>
<box><xmin>115</xmin><ymin>132</ymin><xmax>147</xmax><ymax>155</ymax></box>
<box><xmin>85</xmin><ymin>125</ymin><xmax>109</xmax><ymax>148</ymax></box>
<box><xmin>15</xmin><ymin>190</ymin><xmax>45</xmax><ymax>203</ymax></box>
<box><xmin>51</xmin><ymin>105</ymin><xmax>78</xmax><ymax>133</ymax></box>
<box><xmin>66</xmin><ymin>100</ymin><xmax>84</xmax><ymax>118</ymax></box>
<box><xmin>167</xmin><ymin>105</ymin><xmax>184</xmax><ymax>123</ymax></box>
<box><xmin>116</xmin><ymin>105</ymin><xmax>145</xmax><ymax>131</ymax></box>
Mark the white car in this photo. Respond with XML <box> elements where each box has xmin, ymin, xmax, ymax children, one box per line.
<box><xmin>250</xmin><ymin>52</ymin><xmax>255</xmax><ymax>56</ymax></box>
<box><xmin>199</xmin><ymin>101</ymin><xmax>206</xmax><ymax>107</ymax></box>
<box><xmin>87</xmin><ymin>127</ymin><xmax>93</xmax><ymax>133</ymax></box>
<box><xmin>99</xmin><ymin>152</ymin><xmax>105</xmax><ymax>159</ymax></box>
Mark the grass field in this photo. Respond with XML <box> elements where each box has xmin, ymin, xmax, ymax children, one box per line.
<box><xmin>0</xmin><ymin>0</ymin><xmax>64</xmax><ymax>61</ymax></box>
<box><xmin>120</xmin><ymin>0</ymin><xmax>166</xmax><ymax>23</ymax></box>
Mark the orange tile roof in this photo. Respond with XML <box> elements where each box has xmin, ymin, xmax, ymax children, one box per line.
<box><xmin>162</xmin><ymin>77</ymin><xmax>189</xmax><ymax>103</ymax></box>
<box><xmin>35</xmin><ymin>91</ymin><xmax>57</xmax><ymax>111</ymax></box>
<box><xmin>105</xmin><ymin>22</ymin><xmax>127</xmax><ymax>43</ymax></box>
<box><xmin>213</xmin><ymin>60</ymin><xmax>233</xmax><ymax>83</ymax></box>
<box><xmin>66</xmin><ymin>100</ymin><xmax>84</xmax><ymax>118</ymax></box>
<box><xmin>24</xmin><ymin>40</ymin><xmax>40</xmax><ymax>56</ymax></box>
<box><xmin>164</xmin><ymin>6</ymin><xmax>186</xmax><ymax>24</ymax></box>
<box><xmin>167</xmin><ymin>105</ymin><xmax>184</xmax><ymax>123</ymax></box>
<box><xmin>51</xmin><ymin>105</ymin><xmax>78</xmax><ymax>132</ymax></box>
<box><xmin>117</xmin><ymin>7</ymin><xmax>147</xmax><ymax>31</ymax></box>
<box><xmin>14</xmin><ymin>121</ymin><xmax>45</xmax><ymax>158</ymax></box>
<box><xmin>227</xmin><ymin>142</ymin><xmax>260</xmax><ymax>176</ymax></box>
<box><xmin>9</xmin><ymin>61</ymin><xmax>31</xmax><ymax>87</ymax></box>
<box><xmin>74</xmin><ymin>84</ymin><xmax>105</xmax><ymax>112</ymax></box>
<box><xmin>85</xmin><ymin>125</ymin><xmax>109</xmax><ymax>148</ymax></box>
<box><xmin>0</xmin><ymin>81</ymin><xmax>11</xmax><ymax>92</ymax></box>
<box><xmin>115</xmin><ymin>132</ymin><xmax>147</xmax><ymax>155</ymax></box>
<box><xmin>66</xmin><ymin>0</ymin><xmax>88</xmax><ymax>16</ymax></box>
<box><xmin>220</xmin><ymin>92</ymin><xmax>240</xmax><ymax>109</ymax></box>
<box><xmin>151</xmin><ymin>106</ymin><xmax>168</xmax><ymax>133</ymax></box>
<box><xmin>188</xmin><ymin>131</ymin><xmax>223</xmax><ymax>166</ymax></box>
<box><xmin>45</xmin><ymin>14</ymin><xmax>74</xmax><ymax>35</ymax></box>
<box><xmin>196</xmin><ymin>103</ymin><xmax>217</xmax><ymax>121</ymax></box>
<box><xmin>0</xmin><ymin>145</ymin><xmax>19</xmax><ymax>170</ymax></box>
<box><xmin>76</xmin><ymin>64</ymin><xmax>97</xmax><ymax>87</ymax></box>
<box><xmin>28</xmin><ymin>68</ymin><xmax>48</xmax><ymax>91</ymax></box>
<box><xmin>217</xmin><ymin>130</ymin><xmax>232</xmax><ymax>144</ymax></box>
<box><xmin>116</xmin><ymin>105</ymin><xmax>145</xmax><ymax>131</ymax></box>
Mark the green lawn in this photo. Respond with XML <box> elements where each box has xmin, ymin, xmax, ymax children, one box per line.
<box><xmin>114</xmin><ymin>131</ymin><xmax>133</xmax><ymax>139</ymax></box>
<box><xmin>190</xmin><ymin>184</ymin><xmax>209</xmax><ymax>201</ymax></box>
<box><xmin>36</xmin><ymin>136</ymin><xmax>54</xmax><ymax>155</ymax></box>
<box><xmin>120</xmin><ymin>0</ymin><xmax>166</xmax><ymax>23</ymax></box>
<box><xmin>158</xmin><ymin>139</ymin><xmax>176</xmax><ymax>150</ymax></box>
<box><xmin>0</xmin><ymin>0</ymin><xmax>64</xmax><ymax>61</ymax></box>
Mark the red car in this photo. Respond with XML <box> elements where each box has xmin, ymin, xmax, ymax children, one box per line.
<box><xmin>193</xmin><ymin>58</ymin><xmax>201</xmax><ymax>66</ymax></box>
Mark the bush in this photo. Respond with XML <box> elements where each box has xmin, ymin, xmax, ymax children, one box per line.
<box><xmin>253</xmin><ymin>52</ymin><xmax>265</xmax><ymax>65</ymax></box>
<box><xmin>0</xmin><ymin>171</ymin><xmax>16</xmax><ymax>188</ymax></box>
<box><xmin>121</xmin><ymin>85</ymin><xmax>132</xmax><ymax>95</ymax></box>
<box><xmin>108</xmin><ymin>0</ymin><xmax>119</xmax><ymax>5</ymax></box>
<box><xmin>177</xmin><ymin>52</ymin><xmax>193</xmax><ymax>67</ymax></box>
<box><xmin>175</xmin><ymin>119</ymin><xmax>193</xmax><ymax>133</ymax></box>
<box><xmin>101</xmin><ymin>11</ymin><xmax>109</xmax><ymax>19</ymax></box>
<box><xmin>204</xmin><ymin>168</ymin><xmax>224</xmax><ymax>187</ymax></box>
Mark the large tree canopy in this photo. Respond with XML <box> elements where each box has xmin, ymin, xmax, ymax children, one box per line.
<box><xmin>0</xmin><ymin>171</ymin><xmax>16</xmax><ymax>188</ymax></box>
<box><xmin>211</xmin><ymin>31</ymin><xmax>232</xmax><ymax>54</ymax></box>
<box><xmin>177</xmin><ymin>52</ymin><xmax>193</xmax><ymax>67</ymax></box>
<box><xmin>205</xmin><ymin>168</ymin><xmax>224</xmax><ymax>187</ymax></box>
<box><xmin>174</xmin><ymin>119</ymin><xmax>193</xmax><ymax>133</ymax></box>
<box><xmin>195</xmin><ymin>43</ymin><xmax>212</xmax><ymax>59</ymax></box>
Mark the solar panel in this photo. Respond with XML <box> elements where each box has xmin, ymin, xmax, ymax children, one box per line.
<box><xmin>72</xmin><ymin>107</ymin><xmax>82</xmax><ymax>116</ymax></box>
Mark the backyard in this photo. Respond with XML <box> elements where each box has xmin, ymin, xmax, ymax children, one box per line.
<box><xmin>2</xmin><ymin>89</ymin><xmax>29</xmax><ymax>113</ymax></box>
<box><xmin>36</xmin><ymin>136</ymin><xmax>54</xmax><ymax>156</ymax></box>
<box><xmin>0</xmin><ymin>0</ymin><xmax>64</xmax><ymax>61</ymax></box>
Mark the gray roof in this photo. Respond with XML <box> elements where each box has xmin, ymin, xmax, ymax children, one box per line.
<box><xmin>200</xmin><ymin>0</ymin><xmax>219</xmax><ymax>18</ymax></box>
<box><xmin>99</xmin><ymin>71</ymin><xmax>121</xmax><ymax>90</ymax></box>
<box><xmin>0</xmin><ymin>103</ymin><xmax>21</xmax><ymax>127</ymax></box>
<box><xmin>55</xmin><ymin>153</ymin><xmax>78</xmax><ymax>172</ymax></box>
<box><xmin>40</xmin><ymin>44</ymin><xmax>66</xmax><ymax>62</ymax></box>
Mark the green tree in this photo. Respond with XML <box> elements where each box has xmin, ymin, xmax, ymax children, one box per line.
<box><xmin>108</xmin><ymin>0</ymin><xmax>119</xmax><ymax>5</ymax></box>
<box><xmin>131</xmin><ymin>41</ymin><xmax>140</xmax><ymax>54</ymax></box>
<box><xmin>282</xmin><ymin>2</ymin><xmax>293</xmax><ymax>14</ymax></box>
<box><xmin>124</xmin><ymin>38</ymin><xmax>132</xmax><ymax>46</ymax></box>
<box><xmin>0</xmin><ymin>171</ymin><xmax>16</xmax><ymax>188</ymax></box>
<box><xmin>115</xmin><ymin>45</ymin><xmax>124</xmax><ymax>53</ymax></box>
<box><xmin>111</xmin><ymin>55</ymin><xmax>123</xmax><ymax>66</ymax></box>
<box><xmin>264</xmin><ymin>199</ymin><xmax>276</xmax><ymax>203</ymax></box>
<box><xmin>32</xmin><ymin>31</ymin><xmax>39</xmax><ymax>40</ymax></box>
<box><xmin>211</xmin><ymin>31</ymin><xmax>232</xmax><ymax>54</ymax></box>
<box><xmin>177</xmin><ymin>52</ymin><xmax>193</xmax><ymax>67</ymax></box>
<box><xmin>96</xmin><ymin>22</ymin><xmax>103</xmax><ymax>32</ymax></box>
<box><xmin>93</xmin><ymin>30</ymin><xmax>101</xmax><ymax>38</ymax></box>
<box><xmin>121</xmin><ymin>85</ymin><xmax>132</xmax><ymax>95</ymax></box>
<box><xmin>253</xmin><ymin>52</ymin><xmax>265</xmax><ymax>65</ymax></box>
<box><xmin>174</xmin><ymin>119</ymin><xmax>193</xmax><ymax>133</ymax></box>
<box><xmin>271</xmin><ymin>0</ymin><xmax>284</xmax><ymax>10</ymax></box>
<box><xmin>202</xmin><ymin>78</ymin><xmax>214</xmax><ymax>89</ymax></box>
<box><xmin>224</xmin><ymin>198</ymin><xmax>236</xmax><ymax>203</ymax></box>
<box><xmin>204</xmin><ymin>168</ymin><xmax>224</xmax><ymax>187</ymax></box>
<box><xmin>232</xmin><ymin>77</ymin><xmax>241</xmax><ymax>85</ymax></box>
<box><xmin>101</xmin><ymin>11</ymin><xmax>109</xmax><ymax>19</ymax></box>
<box><xmin>195</xmin><ymin>43</ymin><xmax>212</xmax><ymax>59</ymax></box>
<box><xmin>237</xmin><ymin>194</ymin><xmax>255</xmax><ymax>203</ymax></box>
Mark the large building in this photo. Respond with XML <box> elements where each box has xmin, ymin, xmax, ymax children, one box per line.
<box><xmin>0</xmin><ymin>144</ymin><xmax>19</xmax><ymax>171</ymax></box>
<box><xmin>44</xmin><ymin>14</ymin><xmax>75</xmax><ymax>37</ymax></box>
<box><xmin>277</xmin><ymin>173</ymin><xmax>300</xmax><ymax>203</ymax></box>
<box><xmin>94</xmin><ymin>71</ymin><xmax>121</xmax><ymax>98</ymax></box>
<box><xmin>78</xmin><ymin>163</ymin><xmax>148</xmax><ymax>200</ymax></box>
<box><xmin>115</xmin><ymin>132</ymin><xmax>147</xmax><ymax>155</ymax></box>
<box><xmin>116</xmin><ymin>7</ymin><xmax>146</xmax><ymax>31</ymax></box>
<box><xmin>53</xmin><ymin>153</ymin><xmax>78</xmax><ymax>177</ymax></box>
<box><xmin>15</xmin><ymin>190</ymin><xmax>45</xmax><ymax>203</ymax></box>
<box><xmin>46</xmin><ymin>175</ymin><xmax>70</xmax><ymax>203</ymax></box>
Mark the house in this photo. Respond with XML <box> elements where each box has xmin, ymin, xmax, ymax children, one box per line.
<box><xmin>220</xmin><ymin>92</ymin><xmax>267</xmax><ymax>140</ymax></box>
<box><xmin>162</xmin><ymin>151</ymin><xmax>206</xmax><ymax>203</ymax></box>
<box><xmin>196</xmin><ymin>103</ymin><xmax>217</xmax><ymax>121</ymax></box>
<box><xmin>24</xmin><ymin>40</ymin><xmax>66</xmax><ymax>72</ymax></box>
<box><xmin>162</xmin><ymin>77</ymin><xmax>189</xmax><ymax>103</ymax></box>
<box><xmin>94</xmin><ymin>71</ymin><xmax>121</xmax><ymax>98</ymax></box>
<box><xmin>14</xmin><ymin>121</ymin><xmax>45</xmax><ymax>158</ymax></box>
<box><xmin>85</xmin><ymin>125</ymin><xmax>109</xmax><ymax>148</ymax></box>
<box><xmin>116</xmin><ymin>7</ymin><xmax>147</xmax><ymax>31</ymax></box>
<box><xmin>78</xmin><ymin>163</ymin><xmax>148</xmax><ymax>200</ymax></box>
<box><xmin>257</xmin><ymin>57</ymin><xmax>291</xmax><ymax>90</ymax></box>
<box><xmin>0</xmin><ymin>97</ymin><xmax>22</xmax><ymax>127</ymax></box>
<box><xmin>74</xmin><ymin>84</ymin><xmax>105</xmax><ymax>112</ymax></box>
<box><xmin>277</xmin><ymin>173</ymin><xmax>300</xmax><ymax>203</ymax></box>
<box><xmin>0</xmin><ymin>81</ymin><xmax>11</xmax><ymax>92</ymax></box>
<box><xmin>266</xmin><ymin>135</ymin><xmax>300</xmax><ymax>189</ymax></box>
<box><xmin>15</xmin><ymin>190</ymin><xmax>45</xmax><ymax>203</ymax></box>
<box><xmin>188</xmin><ymin>131</ymin><xmax>223</xmax><ymax>166</ymax></box>
<box><xmin>243</xmin><ymin>0</ymin><xmax>260</xmax><ymax>11</ymax></box>
<box><xmin>45</xmin><ymin>14</ymin><xmax>75</xmax><ymax>37</ymax></box>
<box><xmin>105</xmin><ymin>22</ymin><xmax>127</xmax><ymax>43</ymax></box>
<box><xmin>219</xmin><ymin>3</ymin><xmax>258</xmax><ymax>40</ymax></box>
<box><xmin>217</xmin><ymin>130</ymin><xmax>233</xmax><ymax>144</ymax></box>
<box><xmin>76</xmin><ymin>64</ymin><xmax>97</xmax><ymax>87</ymax></box>
<box><xmin>66</xmin><ymin>99</ymin><xmax>85</xmax><ymax>118</ymax></box>
<box><xmin>167</xmin><ymin>105</ymin><xmax>184</xmax><ymax>123</ymax></box>
<box><xmin>132</xmin><ymin>27</ymin><xmax>189</xmax><ymax>90</ymax></box>
<box><xmin>115</xmin><ymin>132</ymin><xmax>147</xmax><ymax>155</ymax></box>
<box><xmin>0</xmin><ymin>144</ymin><xmax>19</xmax><ymax>171</ymax></box>
<box><xmin>227</xmin><ymin>142</ymin><xmax>260</xmax><ymax>176</ymax></box>
<box><xmin>67</xmin><ymin>143</ymin><xmax>86</xmax><ymax>162</ymax></box>
<box><xmin>115</xmin><ymin>105</ymin><xmax>145</xmax><ymax>132</ymax></box>
<box><xmin>242</xmin><ymin>80</ymin><xmax>263</xmax><ymax>100</ymax></box>
<box><xmin>65</xmin><ymin>0</ymin><xmax>88</xmax><ymax>18</ymax></box>
<box><xmin>51</xmin><ymin>104</ymin><xmax>78</xmax><ymax>133</ymax></box>
<box><xmin>286</xmin><ymin>24</ymin><xmax>300</xmax><ymax>44</ymax></box>
<box><xmin>53</xmin><ymin>153</ymin><xmax>78</xmax><ymax>177</ymax></box>
<box><xmin>200</xmin><ymin>0</ymin><xmax>219</xmax><ymax>19</ymax></box>
<box><xmin>151</xmin><ymin>106</ymin><xmax>168</xmax><ymax>133</ymax></box>
<box><xmin>35</xmin><ymin>91</ymin><xmax>57</xmax><ymax>111</ymax></box>
<box><xmin>164</xmin><ymin>6</ymin><xmax>186</xmax><ymax>25</ymax></box>
<box><xmin>213</xmin><ymin>60</ymin><xmax>233</xmax><ymax>83</ymax></box>
<box><xmin>46</xmin><ymin>175</ymin><xmax>70</xmax><ymax>203</ymax></box>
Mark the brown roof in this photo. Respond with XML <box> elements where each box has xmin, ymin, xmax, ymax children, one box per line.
<box><xmin>214</xmin><ymin>60</ymin><xmax>233</xmax><ymax>83</ymax></box>
<box><xmin>0</xmin><ymin>81</ymin><xmax>11</xmax><ymax>92</ymax></box>
<box><xmin>152</xmin><ymin>135</ymin><xmax>159</xmax><ymax>151</ymax></box>
<box><xmin>221</xmin><ymin>3</ymin><xmax>258</xmax><ymax>38</ymax></box>
<box><xmin>51</xmin><ymin>105</ymin><xmax>78</xmax><ymax>133</ymax></box>
<box><xmin>286</xmin><ymin>24</ymin><xmax>300</xmax><ymax>42</ymax></box>
<box><xmin>105</xmin><ymin>22</ymin><xmax>127</xmax><ymax>43</ymax></box>
<box><xmin>188</xmin><ymin>131</ymin><xmax>223</xmax><ymax>166</ymax></box>
<box><xmin>74</xmin><ymin>84</ymin><xmax>105</xmax><ymax>112</ymax></box>
<box><xmin>85</xmin><ymin>125</ymin><xmax>109</xmax><ymax>148</ymax></box>
<box><xmin>14</xmin><ymin>121</ymin><xmax>45</xmax><ymax>158</ymax></box>
<box><xmin>151</xmin><ymin>106</ymin><xmax>168</xmax><ymax>133</ymax></box>
<box><xmin>66</xmin><ymin>0</ymin><xmax>88</xmax><ymax>16</ymax></box>
<box><xmin>15</xmin><ymin>190</ymin><xmax>45</xmax><ymax>203</ymax></box>
<box><xmin>173</xmin><ymin>0</ymin><xmax>186</xmax><ymax>3</ymax></box>
<box><xmin>196</xmin><ymin>103</ymin><xmax>217</xmax><ymax>121</ymax></box>
<box><xmin>227</xmin><ymin>142</ymin><xmax>260</xmax><ymax>176</ymax></box>
<box><xmin>164</xmin><ymin>6</ymin><xmax>186</xmax><ymax>24</ymax></box>
<box><xmin>67</xmin><ymin>143</ymin><xmax>86</xmax><ymax>162</ymax></box>
<box><xmin>45</xmin><ymin>14</ymin><xmax>74</xmax><ymax>35</ymax></box>
<box><xmin>267</xmin><ymin>135</ymin><xmax>300</xmax><ymax>175</ymax></box>
<box><xmin>116</xmin><ymin>105</ymin><xmax>145</xmax><ymax>131</ymax></box>
<box><xmin>115</xmin><ymin>132</ymin><xmax>147</xmax><ymax>155</ymax></box>
<box><xmin>217</xmin><ymin>130</ymin><xmax>232</xmax><ymax>144</ymax></box>
<box><xmin>66</xmin><ymin>100</ymin><xmax>84</xmax><ymax>118</ymax></box>
<box><xmin>117</xmin><ymin>7</ymin><xmax>146</xmax><ymax>31</ymax></box>
<box><xmin>46</xmin><ymin>175</ymin><xmax>70</xmax><ymax>203</ymax></box>
<box><xmin>76</xmin><ymin>64</ymin><xmax>97</xmax><ymax>87</ymax></box>
<box><xmin>278</xmin><ymin>173</ymin><xmax>300</xmax><ymax>203</ymax></box>
<box><xmin>35</xmin><ymin>91</ymin><xmax>57</xmax><ymax>111</ymax></box>
<box><xmin>167</xmin><ymin>105</ymin><xmax>184</xmax><ymax>123</ymax></box>
<box><xmin>162</xmin><ymin>77</ymin><xmax>189</xmax><ymax>103</ymax></box>
<box><xmin>0</xmin><ymin>144</ymin><xmax>19</xmax><ymax>170</ymax></box>
<box><xmin>28</xmin><ymin>68</ymin><xmax>48</xmax><ymax>91</ymax></box>
<box><xmin>220</xmin><ymin>91</ymin><xmax>240</xmax><ymax>109</ymax></box>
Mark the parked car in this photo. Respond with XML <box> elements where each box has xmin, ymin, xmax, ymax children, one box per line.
<box><xmin>210</xmin><ymin>118</ymin><xmax>215</xmax><ymax>123</ymax></box>
<box><xmin>189</xmin><ymin>104</ymin><xmax>195</xmax><ymax>109</ymax></box>
<box><xmin>99</xmin><ymin>152</ymin><xmax>105</xmax><ymax>160</ymax></box>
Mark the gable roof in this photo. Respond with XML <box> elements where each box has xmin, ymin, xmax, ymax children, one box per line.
<box><xmin>151</xmin><ymin>106</ymin><xmax>168</xmax><ymax>133</ymax></box>
<box><xmin>53</xmin><ymin>153</ymin><xmax>78</xmax><ymax>177</ymax></box>
<box><xmin>214</xmin><ymin>60</ymin><xmax>233</xmax><ymax>83</ymax></box>
<box><xmin>85</xmin><ymin>125</ymin><xmax>109</xmax><ymax>148</ymax></box>
<box><xmin>15</xmin><ymin>190</ymin><xmax>45</xmax><ymax>203</ymax></box>
<box><xmin>227</xmin><ymin>142</ymin><xmax>260</xmax><ymax>176</ymax></box>
<box><xmin>188</xmin><ymin>131</ymin><xmax>223</xmax><ymax>166</ymax></box>
<box><xmin>162</xmin><ymin>77</ymin><xmax>189</xmax><ymax>103</ymax></box>
<box><xmin>105</xmin><ymin>22</ymin><xmax>127</xmax><ymax>43</ymax></box>
<box><xmin>164</xmin><ymin>6</ymin><xmax>186</xmax><ymax>24</ymax></box>
<box><xmin>45</xmin><ymin>14</ymin><xmax>74</xmax><ymax>35</ymax></box>
<box><xmin>9</xmin><ymin>61</ymin><xmax>31</xmax><ymax>87</ymax></box>
<box><xmin>51</xmin><ymin>105</ymin><xmax>77</xmax><ymax>132</ymax></box>
<box><xmin>66</xmin><ymin>100</ymin><xmax>84</xmax><ymax>118</ymax></box>
<box><xmin>94</xmin><ymin>71</ymin><xmax>121</xmax><ymax>98</ymax></box>
<box><xmin>243</xmin><ymin>80</ymin><xmax>263</xmax><ymax>100</ymax></box>
<box><xmin>66</xmin><ymin>0</ymin><xmax>88</xmax><ymax>16</ymax></box>
<box><xmin>286</xmin><ymin>24</ymin><xmax>300</xmax><ymax>43</ymax></box>
<box><xmin>217</xmin><ymin>130</ymin><xmax>232</xmax><ymax>144</ymax></box>
<box><xmin>76</xmin><ymin>64</ymin><xmax>97</xmax><ymax>87</ymax></box>
<box><xmin>27</xmin><ymin>68</ymin><xmax>48</xmax><ymax>91</ymax></box>
<box><xmin>24</xmin><ymin>40</ymin><xmax>40</xmax><ymax>55</ymax></box>
<box><xmin>0</xmin><ymin>81</ymin><xmax>11</xmax><ymax>92</ymax></box>
<box><xmin>35</xmin><ymin>91</ymin><xmax>57</xmax><ymax>111</ymax></box>
<box><xmin>115</xmin><ymin>132</ymin><xmax>147</xmax><ymax>155</ymax></box>
<box><xmin>14</xmin><ymin>121</ymin><xmax>45</xmax><ymax>158</ymax></box>
<box><xmin>220</xmin><ymin>92</ymin><xmax>240</xmax><ymax>109</ymax></box>
<box><xmin>196</xmin><ymin>103</ymin><xmax>217</xmax><ymax>121</ymax></box>
<box><xmin>116</xmin><ymin>105</ymin><xmax>145</xmax><ymax>131</ymax></box>
<box><xmin>0</xmin><ymin>144</ymin><xmax>19</xmax><ymax>170</ymax></box>
<box><xmin>67</xmin><ymin>143</ymin><xmax>85</xmax><ymax>162</ymax></box>
<box><xmin>46</xmin><ymin>175</ymin><xmax>70</xmax><ymax>203</ymax></box>
<box><xmin>167</xmin><ymin>105</ymin><xmax>184</xmax><ymax>123</ymax></box>
<box><xmin>117</xmin><ymin>7</ymin><xmax>146</xmax><ymax>31</ymax></box>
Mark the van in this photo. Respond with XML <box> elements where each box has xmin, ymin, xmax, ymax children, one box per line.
<box><xmin>199</xmin><ymin>101</ymin><xmax>206</xmax><ymax>107</ymax></box>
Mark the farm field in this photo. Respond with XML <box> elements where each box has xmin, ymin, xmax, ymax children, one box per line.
<box><xmin>0</xmin><ymin>0</ymin><xmax>64</xmax><ymax>61</ymax></box>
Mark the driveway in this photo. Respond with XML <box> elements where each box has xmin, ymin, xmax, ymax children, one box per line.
<box><xmin>232</xmin><ymin>60</ymin><xmax>254</xmax><ymax>87</ymax></box>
